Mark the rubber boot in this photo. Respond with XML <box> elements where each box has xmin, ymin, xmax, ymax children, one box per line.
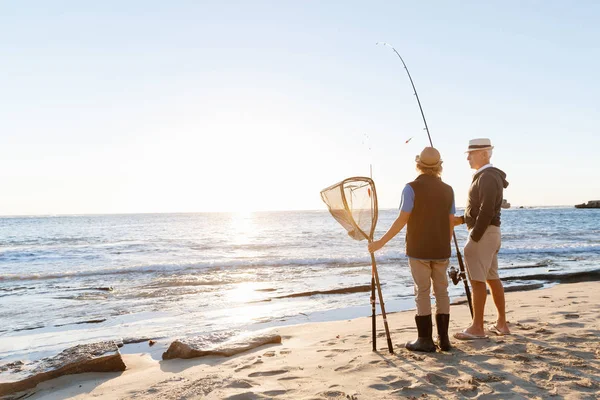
<box><xmin>436</xmin><ymin>314</ymin><xmax>451</xmax><ymax>351</ymax></box>
<box><xmin>405</xmin><ymin>315</ymin><xmax>436</xmax><ymax>352</ymax></box>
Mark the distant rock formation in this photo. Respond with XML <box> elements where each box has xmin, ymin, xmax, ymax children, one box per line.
<box><xmin>162</xmin><ymin>334</ymin><xmax>281</xmax><ymax>360</ymax></box>
<box><xmin>0</xmin><ymin>341</ymin><xmax>126</xmax><ymax>397</ymax></box>
<box><xmin>575</xmin><ymin>200</ymin><xmax>600</xmax><ymax>208</ymax></box>
<box><xmin>501</xmin><ymin>199</ymin><xmax>511</xmax><ymax>209</ymax></box>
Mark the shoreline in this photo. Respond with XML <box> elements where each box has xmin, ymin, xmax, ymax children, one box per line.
<box><xmin>2</xmin><ymin>270</ymin><xmax>599</xmax><ymax>371</ymax></box>
<box><xmin>4</xmin><ymin>279</ymin><xmax>600</xmax><ymax>399</ymax></box>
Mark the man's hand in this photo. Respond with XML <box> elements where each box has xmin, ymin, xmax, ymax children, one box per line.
<box><xmin>368</xmin><ymin>240</ymin><xmax>384</xmax><ymax>253</ymax></box>
<box><xmin>453</xmin><ymin>215</ymin><xmax>465</xmax><ymax>227</ymax></box>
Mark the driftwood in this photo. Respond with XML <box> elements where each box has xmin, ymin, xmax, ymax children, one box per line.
<box><xmin>0</xmin><ymin>341</ymin><xmax>126</xmax><ymax>397</ymax></box>
<box><xmin>162</xmin><ymin>334</ymin><xmax>281</xmax><ymax>360</ymax></box>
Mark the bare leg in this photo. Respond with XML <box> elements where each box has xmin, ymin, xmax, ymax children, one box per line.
<box><xmin>463</xmin><ymin>280</ymin><xmax>487</xmax><ymax>336</ymax></box>
<box><xmin>487</xmin><ymin>279</ymin><xmax>510</xmax><ymax>333</ymax></box>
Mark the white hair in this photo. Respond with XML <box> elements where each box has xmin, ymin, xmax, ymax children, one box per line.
<box><xmin>487</xmin><ymin>149</ymin><xmax>493</xmax><ymax>159</ymax></box>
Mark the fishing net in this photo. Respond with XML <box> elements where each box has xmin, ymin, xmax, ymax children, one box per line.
<box><xmin>320</xmin><ymin>177</ymin><xmax>378</xmax><ymax>241</ymax></box>
<box><xmin>320</xmin><ymin>176</ymin><xmax>393</xmax><ymax>353</ymax></box>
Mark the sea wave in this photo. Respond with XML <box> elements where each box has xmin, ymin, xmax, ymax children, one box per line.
<box><xmin>2</xmin><ymin>242</ymin><xmax>600</xmax><ymax>283</ymax></box>
<box><xmin>0</xmin><ymin>254</ymin><xmax>403</xmax><ymax>283</ymax></box>
<box><xmin>497</xmin><ymin>243</ymin><xmax>600</xmax><ymax>255</ymax></box>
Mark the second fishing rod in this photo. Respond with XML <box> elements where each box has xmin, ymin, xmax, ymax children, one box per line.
<box><xmin>376</xmin><ymin>42</ymin><xmax>474</xmax><ymax>317</ymax></box>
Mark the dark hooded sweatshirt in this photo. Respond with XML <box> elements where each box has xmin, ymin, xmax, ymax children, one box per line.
<box><xmin>464</xmin><ymin>167</ymin><xmax>509</xmax><ymax>242</ymax></box>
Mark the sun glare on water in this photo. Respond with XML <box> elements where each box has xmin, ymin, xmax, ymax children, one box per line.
<box><xmin>226</xmin><ymin>281</ymin><xmax>262</xmax><ymax>304</ymax></box>
<box><xmin>229</xmin><ymin>210</ymin><xmax>258</xmax><ymax>245</ymax></box>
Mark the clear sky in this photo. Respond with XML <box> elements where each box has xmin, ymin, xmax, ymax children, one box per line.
<box><xmin>1</xmin><ymin>1</ymin><xmax>599</xmax><ymax>215</ymax></box>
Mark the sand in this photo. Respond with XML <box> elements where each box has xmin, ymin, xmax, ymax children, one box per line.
<box><xmin>13</xmin><ymin>281</ymin><xmax>600</xmax><ymax>400</ymax></box>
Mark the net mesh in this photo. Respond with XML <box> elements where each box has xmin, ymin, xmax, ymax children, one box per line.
<box><xmin>320</xmin><ymin>177</ymin><xmax>378</xmax><ymax>241</ymax></box>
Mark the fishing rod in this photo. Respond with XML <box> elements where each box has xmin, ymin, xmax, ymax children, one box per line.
<box><xmin>364</xmin><ymin>134</ymin><xmax>392</xmax><ymax>353</ymax></box>
<box><xmin>364</xmin><ymin>134</ymin><xmax>378</xmax><ymax>351</ymax></box>
<box><xmin>376</xmin><ymin>42</ymin><xmax>474</xmax><ymax>317</ymax></box>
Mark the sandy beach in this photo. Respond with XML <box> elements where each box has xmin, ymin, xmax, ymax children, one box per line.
<box><xmin>8</xmin><ymin>280</ymin><xmax>597</xmax><ymax>400</ymax></box>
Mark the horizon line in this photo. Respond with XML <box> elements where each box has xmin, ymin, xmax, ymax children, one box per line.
<box><xmin>0</xmin><ymin>205</ymin><xmax>579</xmax><ymax>218</ymax></box>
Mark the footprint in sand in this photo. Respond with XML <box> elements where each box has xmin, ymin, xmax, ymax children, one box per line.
<box><xmin>549</xmin><ymin>372</ymin><xmax>578</xmax><ymax>382</ymax></box>
<box><xmin>278</xmin><ymin>376</ymin><xmax>301</xmax><ymax>381</ymax></box>
<box><xmin>332</xmin><ymin>356</ymin><xmax>359</xmax><ymax>372</ymax></box>
<box><xmin>224</xmin><ymin>392</ymin><xmax>267</xmax><ymax>400</ymax></box>
<box><xmin>425</xmin><ymin>373</ymin><xmax>448</xmax><ymax>386</ymax></box>
<box><xmin>514</xmin><ymin>322</ymin><xmax>535</xmax><ymax>330</ymax></box>
<box><xmin>248</xmin><ymin>369</ymin><xmax>289</xmax><ymax>377</ymax></box>
<box><xmin>438</xmin><ymin>366</ymin><xmax>459</xmax><ymax>375</ymax></box>
<box><xmin>575</xmin><ymin>378</ymin><xmax>598</xmax><ymax>389</ymax></box>
<box><xmin>262</xmin><ymin>351</ymin><xmax>276</xmax><ymax>357</ymax></box>
<box><xmin>334</xmin><ymin>365</ymin><xmax>351</xmax><ymax>372</ymax></box>
<box><xmin>234</xmin><ymin>359</ymin><xmax>264</xmax><ymax>372</ymax></box>
<box><xmin>518</xmin><ymin>318</ymin><xmax>538</xmax><ymax>324</ymax></box>
<box><xmin>263</xmin><ymin>390</ymin><xmax>288</xmax><ymax>396</ymax></box>
<box><xmin>323</xmin><ymin>348</ymin><xmax>350</xmax><ymax>358</ymax></box>
<box><xmin>390</xmin><ymin>379</ymin><xmax>413</xmax><ymax>389</ymax></box>
<box><xmin>556</xmin><ymin>321</ymin><xmax>584</xmax><ymax>328</ymax></box>
<box><xmin>447</xmin><ymin>381</ymin><xmax>479</xmax><ymax>393</ymax></box>
<box><xmin>513</xmin><ymin>355</ymin><xmax>532</xmax><ymax>362</ymax></box>
<box><xmin>369</xmin><ymin>383</ymin><xmax>391</xmax><ymax>391</ymax></box>
<box><xmin>400</xmin><ymin>349</ymin><xmax>425</xmax><ymax>361</ymax></box>
<box><xmin>473</xmin><ymin>373</ymin><xmax>505</xmax><ymax>383</ymax></box>
<box><xmin>564</xmin><ymin>313</ymin><xmax>580</xmax><ymax>319</ymax></box>
<box><xmin>531</xmin><ymin>370</ymin><xmax>550</xmax><ymax>381</ymax></box>
<box><xmin>391</xmin><ymin>383</ymin><xmax>433</xmax><ymax>397</ymax></box>
<box><xmin>226</xmin><ymin>380</ymin><xmax>255</xmax><ymax>389</ymax></box>
<box><xmin>319</xmin><ymin>390</ymin><xmax>346</xmax><ymax>399</ymax></box>
<box><xmin>553</xmin><ymin>334</ymin><xmax>589</xmax><ymax>344</ymax></box>
<box><xmin>491</xmin><ymin>343</ymin><xmax>527</xmax><ymax>354</ymax></box>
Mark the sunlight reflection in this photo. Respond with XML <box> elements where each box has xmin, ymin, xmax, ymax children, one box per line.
<box><xmin>229</xmin><ymin>211</ymin><xmax>256</xmax><ymax>245</ymax></box>
<box><xmin>226</xmin><ymin>282</ymin><xmax>264</xmax><ymax>304</ymax></box>
<box><xmin>222</xmin><ymin>282</ymin><xmax>280</xmax><ymax>324</ymax></box>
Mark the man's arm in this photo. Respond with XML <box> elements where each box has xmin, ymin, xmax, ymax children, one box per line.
<box><xmin>453</xmin><ymin>215</ymin><xmax>465</xmax><ymax>226</ymax></box>
<box><xmin>368</xmin><ymin>211</ymin><xmax>410</xmax><ymax>253</ymax></box>
<box><xmin>449</xmin><ymin>190</ymin><xmax>456</xmax><ymax>241</ymax></box>
<box><xmin>470</xmin><ymin>174</ymin><xmax>497</xmax><ymax>242</ymax></box>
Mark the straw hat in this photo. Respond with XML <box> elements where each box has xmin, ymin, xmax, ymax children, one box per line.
<box><xmin>415</xmin><ymin>147</ymin><xmax>442</xmax><ymax>168</ymax></box>
<box><xmin>465</xmin><ymin>138</ymin><xmax>494</xmax><ymax>153</ymax></box>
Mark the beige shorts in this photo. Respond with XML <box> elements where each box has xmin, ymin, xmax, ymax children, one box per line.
<box><xmin>464</xmin><ymin>226</ymin><xmax>501</xmax><ymax>282</ymax></box>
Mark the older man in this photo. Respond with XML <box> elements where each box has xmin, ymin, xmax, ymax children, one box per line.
<box><xmin>454</xmin><ymin>138</ymin><xmax>510</xmax><ymax>340</ymax></box>
<box><xmin>369</xmin><ymin>147</ymin><xmax>455</xmax><ymax>352</ymax></box>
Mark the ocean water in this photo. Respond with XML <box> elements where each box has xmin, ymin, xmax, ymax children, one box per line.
<box><xmin>1</xmin><ymin>208</ymin><xmax>599</xmax><ymax>368</ymax></box>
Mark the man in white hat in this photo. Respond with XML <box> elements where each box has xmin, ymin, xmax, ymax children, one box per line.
<box><xmin>454</xmin><ymin>138</ymin><xmax>511</xmax><ymax>340</ymax></box>
<box><xmin>369</xmin><ymin>147</ymin><xmax>455</xmax><ymax>352</ymax></box>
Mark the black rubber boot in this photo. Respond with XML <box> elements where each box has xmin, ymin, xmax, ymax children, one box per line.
<box><xmin>405</xmin><ymin>315</ymin><xmax>436</xmax><ymax>352</ymax></box>
<box><xmin>436</xmin><ymin>314</ymin><xmax>451</xmax><ymax>351</ymax></box>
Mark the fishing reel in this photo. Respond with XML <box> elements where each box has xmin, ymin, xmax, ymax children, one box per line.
<box><xmin>448</xmin><ymin>266</ymin><xmax>464</xmax><ymax>286</ymax></box>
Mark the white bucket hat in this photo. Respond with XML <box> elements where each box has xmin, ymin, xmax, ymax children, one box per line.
<box><xmin>465</xmin><ymin>138</ymin><xmax>494</xmax><ymax>153</ymax></box>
